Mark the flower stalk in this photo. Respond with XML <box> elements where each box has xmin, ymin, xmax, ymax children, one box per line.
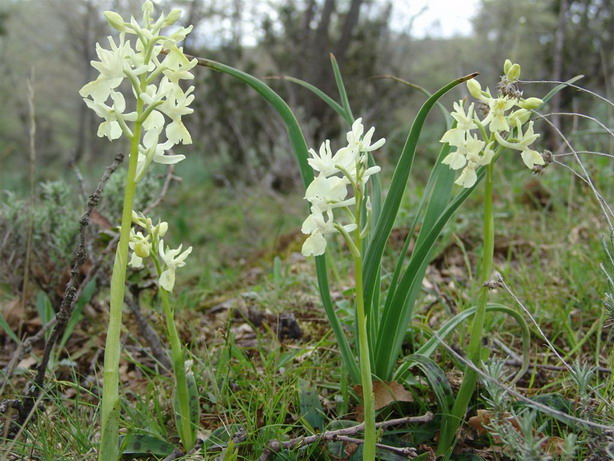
<box><xmin>352</xmin><ymin>200</ymin><xmax>376</xmax><ymax>461</ymax></box>
<box><xmin>99</xmin><ymin>107</ymin><xmax>142</xmax><ymax>460</ymax></box>
<box><xmin>436</xmin><ymin>60</ymin><xmax>546</xmax><ymax>456</ymax></box>
<box><xmin>80</xmin><ymin>3</ymin><xmax>197</xmax><ymax>458</ymax></box>
<box><xmin>158</xmin><ymin>288</ymin><xmax>195</xmax><ymax>450</ymax></box>
<box><xmin>437</xmin><ymin>161</ymin><xmax>495</xmax><ymax>456</ymax></box>
<box><xmin>300</xmin><ymin>118</ymin><xmax>384</xmax><ymax>460</ymax></box>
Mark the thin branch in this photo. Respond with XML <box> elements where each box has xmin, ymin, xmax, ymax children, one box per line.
<box><xmin>6</xmin><ymin>153</ymin><xmax>124</xmax><ymax>437</ymax></box>
<box><xmin>521</xmin><ymin>79</ymin><xmax>614</xmax><ymax>109</ymax></box>
<box><xmin>142</xmin><ymin>165</ymin><xmax>178</xmax><ymax>215</ymax></box>
<box><xmin>162</xmin><ymin>437</ymin><xmax>204</xmax><ymax>460</ymax></box>
<box><xmin>334</xmin><ymin>435</ymin><xmax>419</xmax><ymax>457</ymax></box>
<box><xmin>540</xmin><ymin>111</ymin><xmax>614</xmax><ymax>139</ymax></box>
<box><xmin>259</xmin><ymin>413</ymin><xmax>433</xmax><ymax>460</ymax></box>
<box><xmin>432</xmin><ymin>331</ymin><xmax>614</xmax><ymax>432</ymax></box>
<box><xmin>555</xmin><ymin>150</ymin><xmax>614</xmax><ymax>159</ymax></box>
<box><xmin>534</xmin><ymin>112</ymin><xmax>614</xmax><ymax>230</ymax></box>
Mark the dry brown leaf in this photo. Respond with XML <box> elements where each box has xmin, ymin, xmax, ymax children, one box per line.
<box><xmin>354</xmin><ymin>381</ymin><xmax>414</xmax><ymax>420</ymax></box>
<box><xmin>2</xmin><ymin>298</ymin><xmax>24</xmax><ymax>330</ymax></box>
<box><xmin>17</xmin><ymin>356</ymin><xmax>37</xmax><ymax>370</ymax></box>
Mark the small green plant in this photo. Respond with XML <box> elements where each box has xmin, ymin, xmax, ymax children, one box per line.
<box><xmin>79</xmin><ymin>2</ymin><xmax>197</xmax><ymax>458</ymax></box>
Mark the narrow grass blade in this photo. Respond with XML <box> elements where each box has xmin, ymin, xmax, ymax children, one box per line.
<box><xmin>401</xmin><ymin>354</ymin><xmax>454</xmax><ymax>418</ymax></box>
<box><xmin>539</xmin><ymin>75</ymin><xmax>584</xmax><ymax>108</ymax></box>
<box><xmin>0</xmin><ymin>313</ymin><xmax>19</xmax><ymax>343</ymax></box>
<box><xmin>330</xmin><ymin>53</ymin><xmax>354</xmax><ymax>122</ymax></box>
<box><xmin>277</xmin><ymin>75</ymin><xmax>350</xmax><ymax>125</ymax></box>
<box><xmin>362</xmin><ymin>73</ymin><xmax>478</xmax><ymax>322</ymax></box>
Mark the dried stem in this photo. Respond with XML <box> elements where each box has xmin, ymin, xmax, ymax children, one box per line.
<box><xmin>5</xmin><ymin>153</ymin><xmax>124</xmax><ymax>437</ymax></box>
<box><xmin>258</xmin><ymin>413</ymin><xmax>434</xmax><ymax>460</ymax></box>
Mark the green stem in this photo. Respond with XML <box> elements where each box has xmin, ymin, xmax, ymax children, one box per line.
<box><xmin>159</xmin><ymin>288</ymin><xmax>195</xmax><ymax>450</ymax></box>
<box><xmin>99</xmin><ymin>95</ymin><xmax>144</xmax><ymax>460</ymax></box>
<box><xmin>437</xmin><ymin>162</ymin><xmax>495</xmax><ymax>457</ymax></box>
<box><xmin>353</xmin><ymin>188</ymin><xmax>376</xmax><ymax>461</ymax></box>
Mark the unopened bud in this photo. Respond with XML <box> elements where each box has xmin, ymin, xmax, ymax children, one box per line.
<box><xmin>157</xmin><ymin>222</ymin><xmax>169</xmax><ymax>238</ymax></box>
<box><xmin>142</xmin><ymin>1</ymin><xmax>154</xmax><ymax>22</ymax></box>
<box><xmin>164</xmin><ymin>9</ymin><xmax>182</xmax><ymax>26</ymax></box>
<box><xmin>467</xmin><ymin>79</ymin><xmax>482</xmax><ymax>99</ymax></box>
<box><xmin>104</xmin><ymin>11</ymin><xmax>126</xmax><ymax>32</ymax></box>
<box><xmin>134</xmin><ymin>241</ymin><xmax>150</xmax><ymax>258</ymax></box>
<box><xmin>509</xmin><ymin>109</ymin><xmax>531</xmax><ymax>125</ymax></box>
<box><xmin>503</xmin><ymin>59</ymin><xmax>513</xmax><ymax>75</ymax></box>
<box><xmin>505</xmin><ymin>62</ymin><xmax>521</xmax><ymax>82</ymax></box>
<box><xmin>519</xmin><ymin>97</ymin><xmax>543</xmax><ymax>110</ymax></box>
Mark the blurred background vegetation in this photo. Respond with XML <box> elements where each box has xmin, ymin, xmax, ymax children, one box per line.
<box><xmin>0</xmin><ymin>0</ymin><xmax>611</xmax><ymax>190</ymax></box>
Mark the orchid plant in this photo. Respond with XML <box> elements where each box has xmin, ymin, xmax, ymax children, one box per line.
<box><xmin>436</xmin><ymin>60</ymin><xmax>545</xmax><ymax>456</ymax></box>
<box><xmin>301</xmin><ymin>118</ymin><xmax>385</xmax><ymax>460</ymax></box>
<box><xmin>80</xmin><ymin>2</ymin><xmax>197</xmax><ymax>458</ymax></box>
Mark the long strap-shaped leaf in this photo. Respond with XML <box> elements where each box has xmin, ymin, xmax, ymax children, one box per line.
<box><xmin>362</xmin><ymin>74</ymin><xmax>478</xmax><ymax>320</ymax></box>
<box><xmin>394</xmin><ymin>302</ymin><xmax>530</xmax><ymax>385</ymax></box>
<box><xmin>194</xmin><ymin>56</ymin><xmax>361</xmax><ymax>382</ymax></box>
<box><xmin>380</xmin><ymin>133</ymin><xmax>456</xmax><ymax>323</ymax></box>
<box><xmin>373</xmin><ymin>169</ymin><xmax>485</xmax><ymax>379</ymax></box>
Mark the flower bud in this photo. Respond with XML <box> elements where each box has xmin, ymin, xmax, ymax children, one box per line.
<box><xmin>519</xmin><ymin>97</ymin><xmax>543</xmax><ymax>110</ymax></box>
<box><xmin>142</xmin><ymin>1</ymin><xmax>154</xmax><ymax>22</ymax></box>
<box><xmin>157</xmin><ymin>221</ymin><xmax>169</xmax><ymax>238</ymax></box>
<box><xmin>134</xmin><ymin>241</ymin><xmax>151</xmax><ymax>258</ymax></box>
<box><xmin>503</xmin><ymin>59</ymin><xmax>513</xmax><ymax>75</ymax></box>
<box><xmin>467</xmin><ymin>79</ymin><xmax>482</xmax><ymax>99</ymax></box>
<box><xmin>164</xmin><ymin>9</ymin><xmax>182</xmax><ymax>26</ymax></box>
<box><xmin>104</xmin><ymin>11</ymin><xmax>126</xmax><ymax>32</ymax></box>
<box><xmin>505</xmin><ymin>62</ymin><xmax>521</xmax><ymax>82</ymax></box>
<box><xmin>509</xmin><ymin>109</ymin><xmax>531</xmax><ymax>125</ymax></box>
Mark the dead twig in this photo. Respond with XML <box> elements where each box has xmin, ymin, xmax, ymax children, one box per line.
<box><xmin>258</xmin><ymin>412</ymin><xmax>433</xmax><ymax>460</ymax></box>
<box><xmin>4</xmin><ymin>153</ymin><xmax>124</xmax><ymax>438</ymax></box>
<box><xmin>142</xmin><ymin>165</ymin><xmax>178</xmax><ymax>215</ymax></box>
<box><xmin>161</xmin><ymin>437</ymin><xmax>204</xmax><ymax>461</ymax></box>
<box><xmin>127</xmin><ymin>284</ymin><xmax>172</xmax><ymax>373</ymax></box>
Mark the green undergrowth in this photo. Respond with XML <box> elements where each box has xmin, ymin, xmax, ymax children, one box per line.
<box><xmin>2</xmin><ymin>155</ymin><xmax>612</xmax><ymax>460</ymax></box>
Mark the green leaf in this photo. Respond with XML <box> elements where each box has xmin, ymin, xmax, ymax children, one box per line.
<box><xmin>276</xmin><ymin>75</ymin><xmax>350</xmax><ymax>124</ymax></box>
<box><xmin>373</xmin><ymin>74</ymin><xmax>453</xmax><ymax>129</ymax></box>
<box><xmin>120</xmin><ymin>433</ymin><xmax>175</xmax><ymax>457</ymax></box>
<box><xmin>539</xmin><ymin>75</ymin><xmax>584</xmax><ymax>108</ymax></box>
<box><xmin>35</xmin><ymin>291</ymin><xmax>54</xmax><ymax>341</ymax></box>
<box><xmin>298</xmin><ymin>379</ymin><xmax>325</xmax><ymax>432</ymax></box>
<box><xmin>330</xmin><ymin>53</ymin><xmax>354</xmax><ymax>122</ymax></box>
<box><xmin>395</xmin><ymin>302</ymin><xmax>530</xmax><ymax>383</ymax></box>
<box><xmin>0</xmin><ymin>312</ymin><xmax>19</xmax><ymax>343</ymax></box>
<box><xmin>362</xmin><ymin>73</ymin><xmax>478</xmax><ymax>327</ymax></box>
<box><xmin>401</xmin><ymin>355</ymin><xmax>454</xmax><ymax>419</ymax></box>
<box><xmin>58</xmin><ymin>280</ymin><xmax>96</xmax><ymax>352</ymax></box>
